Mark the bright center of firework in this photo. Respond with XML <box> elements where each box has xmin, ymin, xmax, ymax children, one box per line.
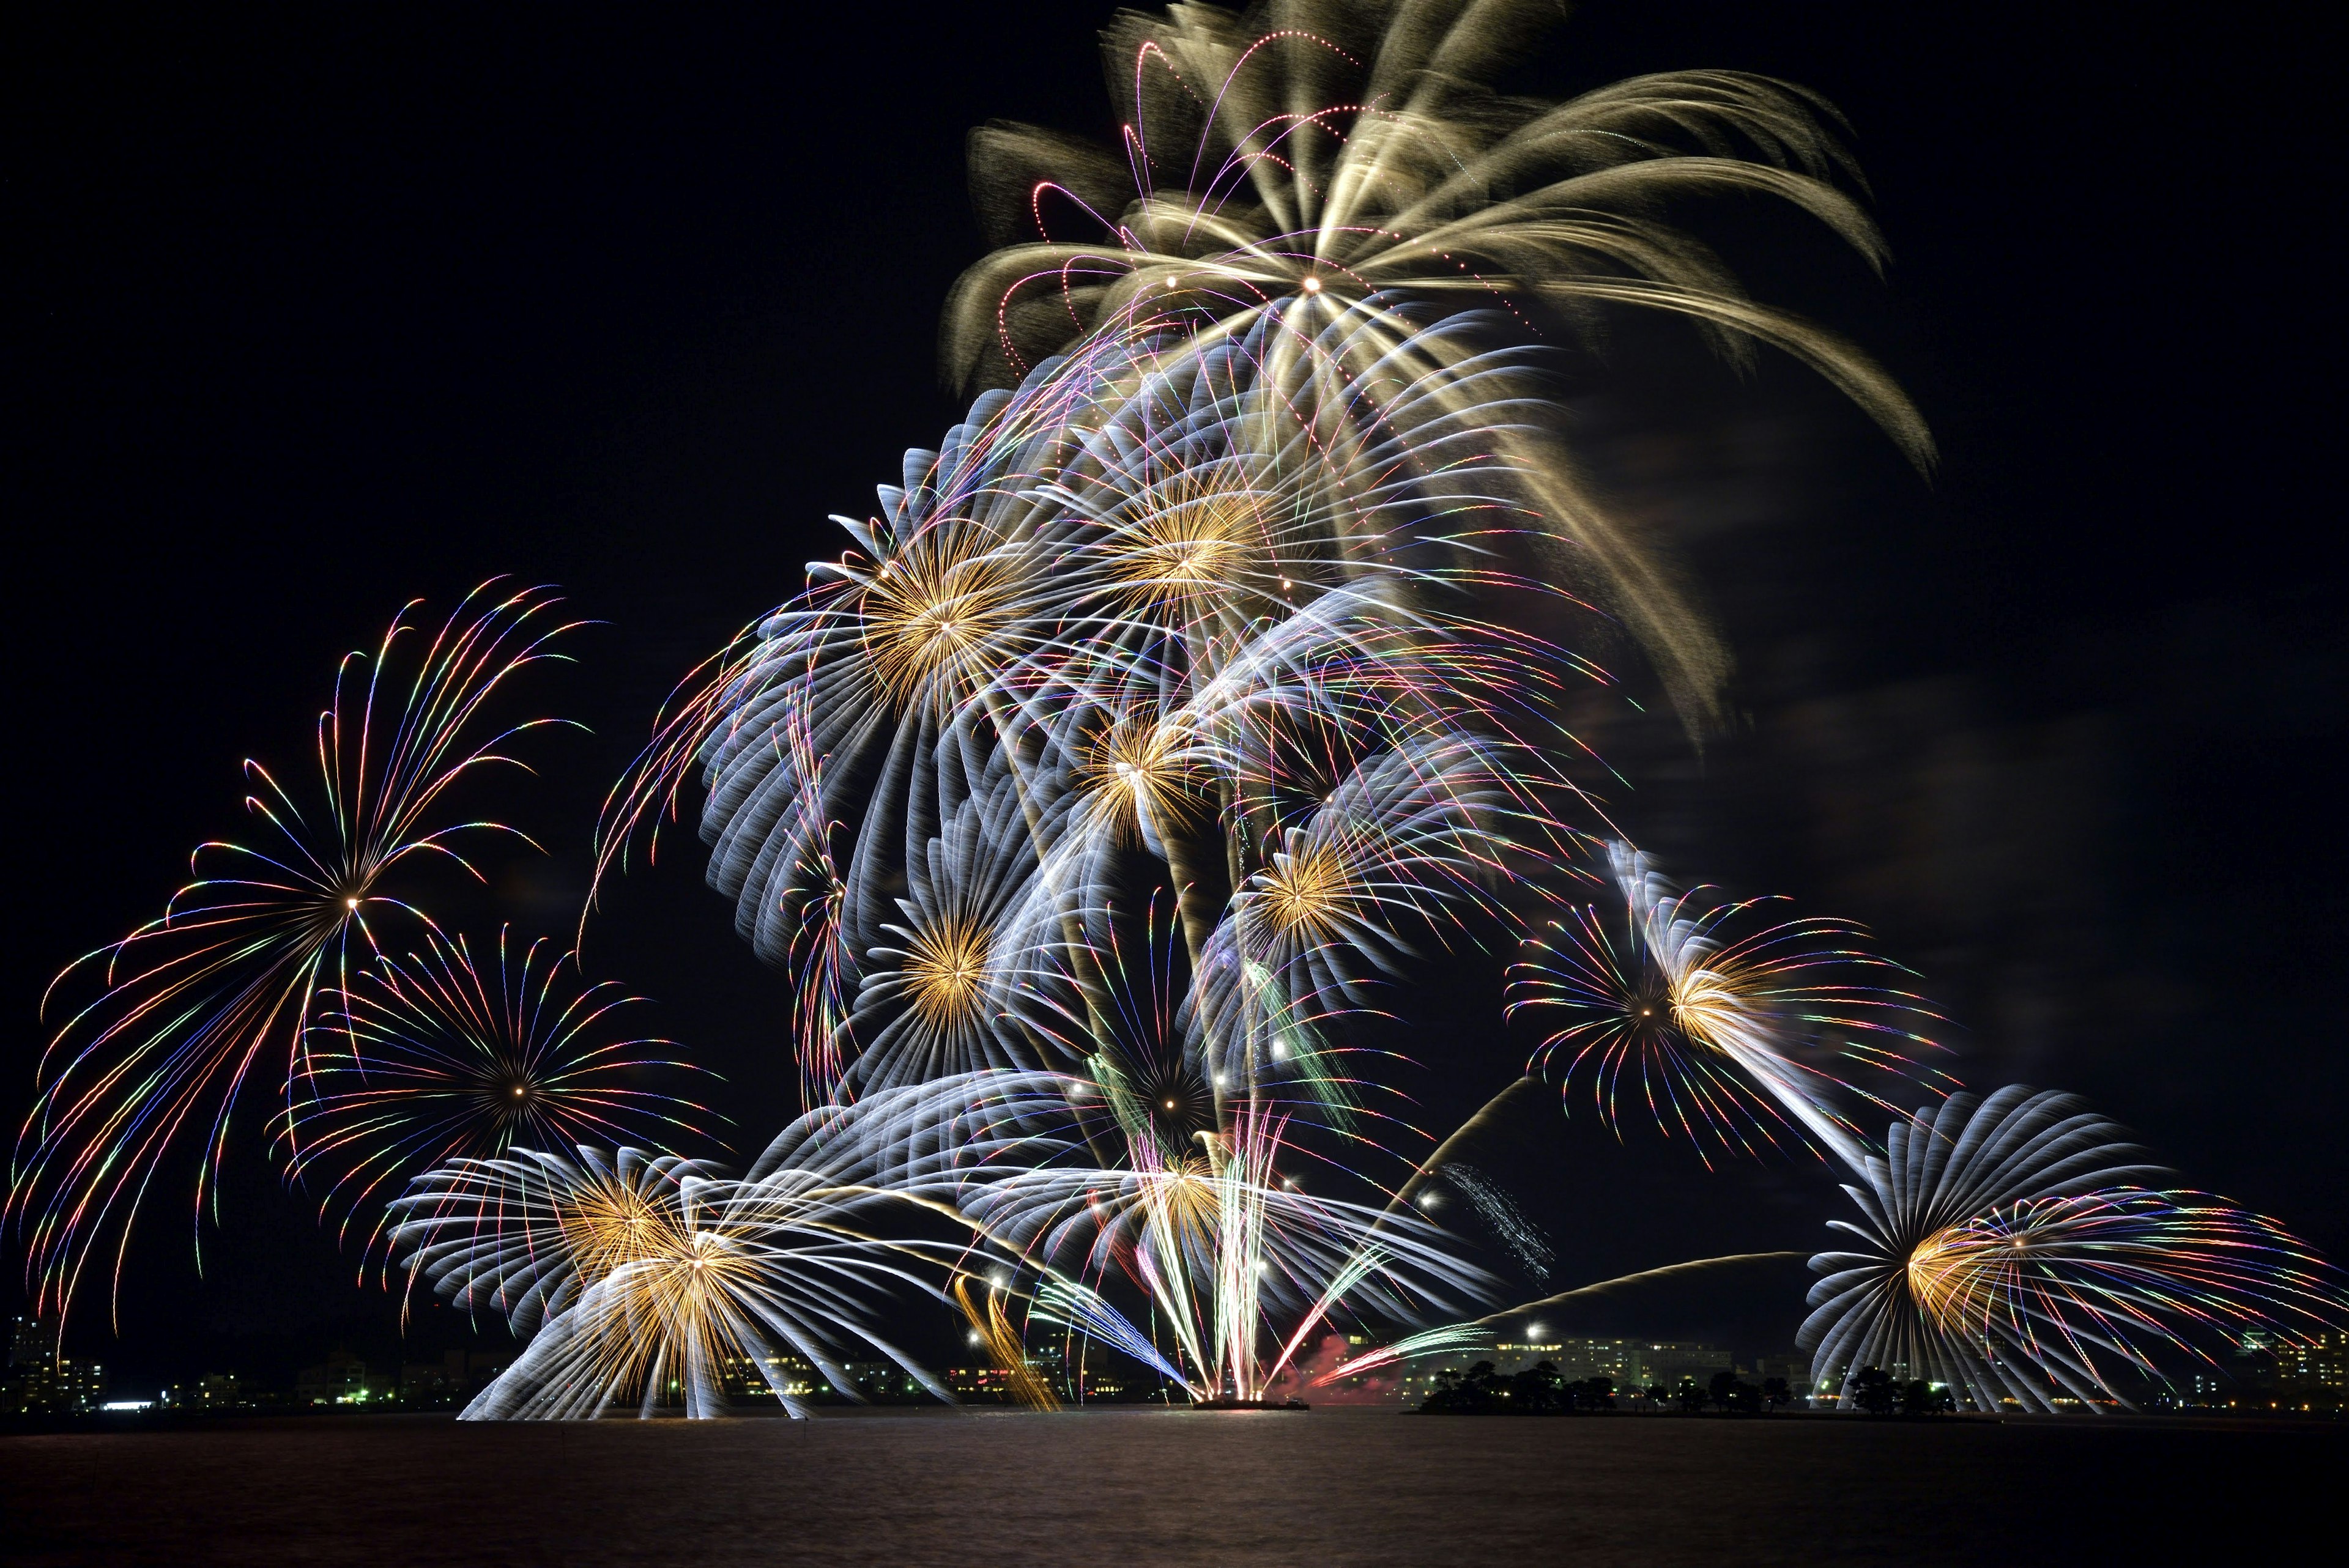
<box><xmin>1904</xmin><ymin>1221</ymin><xmax>2008</xmax><ymax>1329</ymax></box>
<box><xmin>1260</xmin><ymin>846</ymin><xmax>1351</xmax><ymax>936</ymax></box>
<box><xmin>1082</xmin><ymin>717</ymin><xmax>1192</xmax><ymax>843</ymax></box>
<box><xmin>1667</xmin><ymin>963</ymin><xmax>1753</xmax><ymax>1051</ymax></box>
<box><xmin>863</xmin><ymin>541</ymin><xmax>1015</xmax><ymax>702</ymax></box>
<box><xmin>345</xmin><ymin>897</ymin><xmax>359</xmax><ymax>910</ymax></box>
<box><xmin>1121</xmin><ymin>483</ymin><xmax>1252</xmax><ymax>592</ymax></box>
<box><xmin>904</xmin><ymin>917</ymin><xmax>992</xmax><ymax>1027</ymax></box>
<box><xmin>1301</xmin><ymin>275</ymin><xmax>1323</xmax><ymax>294</ymax></box>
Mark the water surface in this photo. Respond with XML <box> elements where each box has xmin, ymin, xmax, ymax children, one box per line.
<box><xmin>4</xmin><ymin>1407</ymin><xmax>2332</xmax><ymax>1566</ymax></box>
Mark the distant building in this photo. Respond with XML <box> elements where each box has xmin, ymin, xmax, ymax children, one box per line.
<box><xmin>944</xmin><ymin>1365</ymin><xmax>1021</xmax><ymax>1398</ymax></box>
<box><xmin>6</xmin><ymin>1316</ymin><xmax>102</xmax><ymax>1413</ymax></box>
<box><xmin>6</xmin><ymin>1317</ymin><xmax>61</xmax><ymax>1413</ymax></box>
<box><xmin>295</xmin><ymin>1348</ymin><xmax>369</xmax><ymax>1405</ymax></box>
<box><xmin>56</xmin><ymin>1357</ymin><xmax>106</xmax><ymax>1413</ymax></box>
<box><xmin>1630</xmin><ymin>1342</ymin><xmax>1732</xmax><ymax>1391</ymax></box>
<box><xmin>718</xmin><ymin>1352</ymin><xmax>816</xmax><ymax>1400</ymax></box>
<box><xmin>1491</xmin><ymin>1340</ymin><xmax>1565</xmax><ymax>1375</ymax></box>
<box><xmin>1750</xmin><ymin>1353</ymin><xmax>1810</xmax><ymax>1389</ymax></box>
<box><xmin>840</xmin><ymin>1360</ymin><xmax>928</xmax><ymax>1402</ymax></box>
<box><xmin>9</xmin><ymin>1315</ymin><xmax>58</xmax><ymax>1372</ymax></box>
<box><xmin>2275</xmin><ymin>1331</ymin><xmax>2348</xmax><ymax>1411</ymax></box>
<box><xmin>465</xmin><ymin>1351</ymin><xmax>511</xmax><ymax>1393</ymax></box>
<box><xmin>1530</xmin><ymin>1339</ymin><xmax>1648</xmax><ymax>1386</ymax></box>
<box><xmin>401</xmin><ymin>1352</ymin><xmax>469</xmax><ymax>1404</ymax></box>
<box><xmin>164</xmin><ymin>1373</ymin><xmax>248</xmax><ymax>1410</ymax></box>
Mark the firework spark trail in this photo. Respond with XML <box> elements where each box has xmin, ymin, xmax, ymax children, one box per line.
<box><xmin>1313</xmin><ymin>1251</ymin><xmax>1804</xmax><ymax>1386</ymax></box>
<box><xmin>1800</xmin><ymin>1087</ymin><xmax>2349</xmax><ymax>1411</ymax></box>
<box><xmin>278</xmin><ymin>925</ymin><xmax>721</xmax><ymax>1280</ymax></box>
<box><xmin>10</xmin><ymin>584</ymin><xmax>583</xmax><ymax>1325</ymax></box>
<box><xmin>1438</xmin><ymin>1163</ymin><xmax>1553</xmax><ymax>1282</ymax></box>
<box><xmin>954</xmin><ymin>1274</ymin><xmax>1061</xmax><ymax>1410</ymax></box>
<box><xmin>933</xmin><ymin>1072</ymin><xmax>1504</xmax><ymax>1404</ymax></box>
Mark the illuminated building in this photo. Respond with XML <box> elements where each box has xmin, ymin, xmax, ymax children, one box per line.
<box><xmin>163</xmin><ymin>1374</ymin><xmax>248</xmax><ymax>1410</ymax></box>
<box><xmin>294</xmin><ymin>1348</ymin><xmax>368</xmax><ymax>1405</ymax></box>
<box><xmin>5</xmin><ymin>1316</ymin><xmax>103</xmax><ymax>1413</ymax></box>
<box><xmin>2275</xmin><ymin>1330</ymin><xmax>2348</xmax><ymax>1411</ymax></box>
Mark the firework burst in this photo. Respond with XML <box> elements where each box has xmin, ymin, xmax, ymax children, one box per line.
<box><xmin>280</xmin><ymin>926</ymin><xmax>721</xmax><ymax>1274</ymax></box>
<box><xmin>10</xmin><ymin>584</ymin><xmax>581</xmax><ymax>1323</ymax></box>
<box><xmin>1508</xmin><ymin>842</ymin><xmax>1950</xmax><ymax>1169</ymax></box>
<box><xmin>1799</xmin><ymin>1087</ymin><xmax>2348</xmax><ymax>1411</ymax></box>
<box><xmin>947</xmin><ymin>0</ymin><xmax>1935</xmax><ymax>724</ymax></box>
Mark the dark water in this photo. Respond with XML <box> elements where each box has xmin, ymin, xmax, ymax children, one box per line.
<box><xmin>4</xmin><ymin>1408</ymin><xmax>2335</xmax><ymax>1566</ymax></box>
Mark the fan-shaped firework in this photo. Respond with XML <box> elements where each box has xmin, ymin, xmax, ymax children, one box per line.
<box><xmin>1508</xmin><ymin>841</ymin><xmax>1949</xmax><ymax>1169</ymax></box>
<box><xmin>841</xmin><ymin>749</ymin><xmax>1068</xmax><ymax>1095</ymax></box>
<box><xmin>956</xmin><ymin>1087</ymin><xmax>1503</xmax><ymax>1402</ymax></box>
<box><xmin>1798</xmin><ymin>1087</ymin><xmax>2348</xmax><ymax>1411</ymax></box>
<box><xmin>280</xmin><ymin>926</ymin><xmax>719</xmax><ymax>1269</ymax></box>
<box><xmin>10</xmin><ymin>584</ymin><xmax>581</xmax><ymax>1322</ymax></box>
<box><xmin>395</xmin><ymin>1143</ymin><xmax>956</xmax><ymax>1419</ymax></box>
<box><xmin>947</xmin><ymin>0</ymin><xmax>1935</xmax><ymax>723</ymax></box>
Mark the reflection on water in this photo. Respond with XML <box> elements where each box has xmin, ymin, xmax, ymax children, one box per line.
<box><xmin>3</xmin><ymin>1407</ymin><xmax>2338</xmax><ymax>1567</ymax></box>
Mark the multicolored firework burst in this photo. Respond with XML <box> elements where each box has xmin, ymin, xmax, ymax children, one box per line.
<box><xmin>1800</xmin><ymin>1087</ymin><xmax>2348</xmax><ymax>1411</ymax></box>
<box><xmin>10</xmin><ymin>584</ymin><xmax>581</xmax><ymax>1323</ymax></box>
<box><xmin>1508</xmin><ymin>841</ymin><xmax>1951</xmax><ymax>1169</ymax></box>
<box><xmin>575</xmin><ymin>0</ymin><xmax>1964</xmax><ymax>1407</ymax></box>
<box><xmin>280</xmin><ymin>925</ymin><xmax>721</xmax><ymax>1273</ymax></box>
<box><xmin>23</xmin><ymin>1</ymin><xmax>2342</xmax><ymax>1430</ymax></box>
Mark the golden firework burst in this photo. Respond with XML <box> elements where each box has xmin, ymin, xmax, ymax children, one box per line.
<box><xmin>1666</xmin><ymin>960</ymin><xmax>1754</xmax><ymax>1053</ymax></box>
<box><xmin>902</xmin><ymin>915</ymin><xmax>994</xmax><ymax>1028</ymax></box>
<box><xmin>1115</xmin><ymin>475</ymin><xmax>1260</xmax><ymax>598</ymax></box>
<box><xmin>1904</xmin><ymin>1221</ymin><xmax>2006</xmax><ymax>1332</ymax></box>
<box><xmin>1078</xmin><ymin>714</ymin><xmax>1198</xmax><ymax>843</ymax></box>
<box><xmin>861</xmin><ymin>530</ymin><xmax>1019</xmax><ymax>705</ymax></box>
<box><xmin>556</xmin><ymin>1172</ymin><xmax>684</xmax><ymax>1287</ymax></box>
<box><xmin>1257</xmin><ymin>845</ymin><xmax>1354</xmax><ymax>939</ymax></box>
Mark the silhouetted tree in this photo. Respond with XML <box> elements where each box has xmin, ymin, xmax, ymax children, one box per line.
<box><xmin>1852</xmin><ymin>1366</ymin><xmax>1899</xmax><ymax>1415</ymax></box>
<box><xmin>1709</xmin><ymin>1371</ymin><xmax>1762</xmax><ymax>1414</ymax></box>
<box><xmin>1900</xmin><ymin>1378</ymin><xmax>1955</xmax><ymax>1415</ymax></box>
<box><xmin>1421</xmin><ymin>1361</ymin><xmax>1502</xmax><ymax>1413</ymax></box>
<box><xmin>1644</xmin><ymin>1383</ymin><xmax>1669</xmax><ymax>1410</ymax></box>
<box><xmin>1675</xmin><ymin>1378</ymin><xmax>1709</xmax><ymax>1413</ymax></box>
<box><xmin>1761</xmin><ymin>1377</ymin><xmax>1792</xmax><ymax>1413</ymax></box>
<box><xmin>1509</xmin><ymin>1361</ymin><xmax>1565</xmax><ymax>1414</ymax></box>
<box><xmin>1570</xmin><ymin>1375</ymin><xmax>1616</xmax><ymax>1411</ymax></box>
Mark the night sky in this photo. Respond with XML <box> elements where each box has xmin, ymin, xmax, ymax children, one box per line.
<box><xmin>8</xmin><ymin>1</ymin><xmax>2342</xmax><ymax>1389</ymax></box>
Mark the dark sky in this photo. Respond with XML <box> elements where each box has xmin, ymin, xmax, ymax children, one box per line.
<box><xmin>7</xmin><ymin>1</ymin><xmax>2342</xmax><ymax>1385</ymax></box>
